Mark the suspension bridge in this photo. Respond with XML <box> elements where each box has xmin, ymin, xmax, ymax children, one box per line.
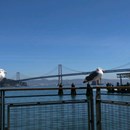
<box><xmin>16</xmin><ymin>64</ymin><xmax>130</xmax><ymax>85</ymax></box>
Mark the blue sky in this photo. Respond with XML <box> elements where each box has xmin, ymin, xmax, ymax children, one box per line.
<box><xmin>0</xmin><ymin>0</ymin><xmax>130</xmax><ymax>79</ymax></box>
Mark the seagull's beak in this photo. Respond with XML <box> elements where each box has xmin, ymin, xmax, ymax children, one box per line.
<box><xmin>102</xmin><ymin>70</ymin><xmax>105</xmax><ymax>73</ymax></box>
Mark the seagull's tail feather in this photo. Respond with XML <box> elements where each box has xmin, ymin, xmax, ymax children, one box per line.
<box><xmin>83</xmin><ymin>80</ymin><xmax>87</xmax><ymax>83</ymax></box>
<box><xmin>83</xmin><ymin>76</ymin><xmax>91</xmax><ymax>83</ymax></box>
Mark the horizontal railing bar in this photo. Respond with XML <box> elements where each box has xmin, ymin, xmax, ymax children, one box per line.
<box><xmin>0</xmin><ymin>86</ymin><xmax>130</xmax><ymax>91</ymax></box>
<box><xmin>5</xmin><ymin>93</ymin><xmax>86</xmax><ymax>99</ymax></box>
<box><xmin>99</xmin><ymin>99</ymin><xmax>130</xmax><ymax>106</ymax></box>
<box><xmin>101</xmin><ymin>93</ymin><xmax>130</xmax><ymax>96</ymax></box>
<box><xmin>0</xmin><ymin>87</ymin><xmax>88</xmax><ymax>91</ymax></box>
<box><xmin>8</xmin><ymin>99</ymin><xmax>88</xmax><ymax>107</ymax></box>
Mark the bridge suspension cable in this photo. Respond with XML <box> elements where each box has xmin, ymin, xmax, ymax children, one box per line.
<box><xmin>42</xmin><ymin>66</ymin><xmax>58</xmax><ymax>75</ymax></box>
<box><xmin>62</xmin><ymin>65</ymin><xmax>83</xmax><ymax>73</ymax></box>
<box><xmin>110</xmin><ymin>62</ymin><xmax>130</xmax><ymax>70</ymax></box>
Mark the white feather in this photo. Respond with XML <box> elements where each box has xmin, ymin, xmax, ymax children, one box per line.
<box><xmin>0</xmin><ymin>69</ymin><xmax>6</xmax><ymax>81</ymax></box>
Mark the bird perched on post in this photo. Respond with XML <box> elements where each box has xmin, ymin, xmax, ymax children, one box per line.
<box><xmin>0</xmin><ymin>69</ymin><xmax>7</xmax><ymax>81</ymax></box>
<box><xmin>83</xmin><ymin>68</ymin><xmax>103</xmax><ymax>85</ymax></box>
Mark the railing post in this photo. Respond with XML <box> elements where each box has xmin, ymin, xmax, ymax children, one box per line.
<box><xmin>0</xmin><ymin>91</ymin><xmax>2</xmax><ymax>130</ymax></box>
<box><xmin>86</xmin><ymin>84</ymin><xmax>94</xmax><ymax>130</ymax></box>
<box><xmin>58</xmin><ymin>83</ymin><xmax>63</xmax><ymax>95</ymax></box>
<box><xmin>0</xmin><ymin>90</ymin><xmax>5</xmax><ymax>130</ymax></box>
<box><xmin>96</xmin><ymin>87</ymin><xmax>102</xmax><ymax>130</ymax></box>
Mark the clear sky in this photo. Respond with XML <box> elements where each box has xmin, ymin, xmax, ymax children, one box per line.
<box><xmin>0</xmin><ymin>0</ymin><xmax>130</xmax><ymax>79</ymax></box>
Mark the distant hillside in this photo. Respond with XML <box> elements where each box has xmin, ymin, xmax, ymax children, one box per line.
<box><xmin>1</xmin><ymin>78</ymin><xmax>129</xmax><ymax>87</ymax></box>
<box><xmin>26</xmin><ymin>78</ymin><xmax>130</xmax><ymax>87</ymax></box>
<box><xmin>0</xmin><ymin>78</ymin><xmax>27</xmax><ymax>87</ymax></box>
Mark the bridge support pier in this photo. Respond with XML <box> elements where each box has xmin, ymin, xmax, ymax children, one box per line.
<box><xmin>58</xmin><ymin>64</ymin><xmax>62</xmax><ymax>85</ymax></box>
<box><xmin>58</xmin><ymin>83</ymin><xmax>63</xmax><ymax>95</ymax></box>
<box><xmin>58</xmin><ymin>64</ymin><xmax>63</xmax><ymax>95</ymax></box>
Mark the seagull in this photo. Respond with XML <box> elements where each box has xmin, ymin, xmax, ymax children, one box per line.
<box><xmin>0</xmin><ymin>69</ymin><xmax>7</xmax><ymax>82</ymax></box>
<box><xmin>83</xmin><ymin>68</ymin><xmax>103</xmax><ymax>85</ymax></box>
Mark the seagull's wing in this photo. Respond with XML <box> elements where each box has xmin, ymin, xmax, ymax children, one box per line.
<box><xmin>83</xmin><ymin>71</ymin><xmax>98</xmax><ymax>83</ymax></box>
<box><xmin>89</xmin><ymin>71</ymin><xmax>98</xmax><ymax>77</ymax></box>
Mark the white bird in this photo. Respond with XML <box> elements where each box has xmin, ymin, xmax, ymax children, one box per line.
<box><xmin>83</xmin><ymin>68</ymin><xmax>103</xmax><ymax>84</ymax></box>
<box><xmin>0</xmin><ymin>69</ymin><xmax>7</xmax><ymax>81</ymax></box>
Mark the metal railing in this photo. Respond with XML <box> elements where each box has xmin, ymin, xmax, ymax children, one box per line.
<box><xmin>7</xmin><ymin>100</ymin><xmax>89</xmax><ymax>130</ymax></box>
<box><xmin>0</xmin><ymin>87</ymin><xmax>90</xmax><ymax>130</ymax></box>
<box><xmin>96</xmin><ymin>86</ymin><xmax>130</xmax><ymax>130</ymax></box>
<box><xmin>1</xmin><ymin>86</ymin><xmax>130</xmax><ymax>130</ymax></box>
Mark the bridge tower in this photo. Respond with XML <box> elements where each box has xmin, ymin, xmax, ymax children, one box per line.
<box><xmin>16</xmin><ymin>72</ymin><xmax>20</xmax><ymax>86</ymax></box>
<box><xmin>16</xmin><ymin>72</ymin><xmax>20</xmax><ymax>80</ymax></box>
<box><xmin>58</xmin><ymin>64</ymin><xmax>62</xmax><ymax>85</ymax></box>
<box><xmin>58</xmin><ymin>64</ymin><xmax>63</xmax><ymax>95</ymax></box>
